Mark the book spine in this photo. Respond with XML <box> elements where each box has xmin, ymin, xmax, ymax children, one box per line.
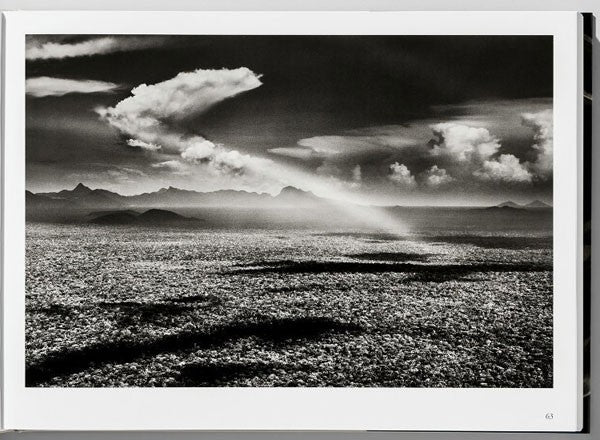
<box><xmin>0</xmin><ymin>10</ymin><xmax>6</xmax><ymax>433</ymax></box>
<box><xmin>581</xmin><ymin>11</ymin><xmax>593</xmax><ymax>435</ymax></box>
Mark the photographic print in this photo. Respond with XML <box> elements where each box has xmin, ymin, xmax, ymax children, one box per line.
<box><xmin>25</xmin><ymin>35</ymin><xmax>553</xmax><ymax>388</ymax></box>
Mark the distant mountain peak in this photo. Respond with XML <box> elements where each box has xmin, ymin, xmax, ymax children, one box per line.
<box><xmin>496</xmin><ymin>200</ymin><xmax>521</xmax><ymax>208</ymax></box>
<box><xmin>73</xmin><ymin>183</ymin><xmax>92</xmax><ymax>193</ymax></box>
<box><xmin>158</xmin><ymin>186</ymin><xmax>182</xmax><ymax>193</ymax></box>
<box><xmin>278</xmin><ymin>186</ymin><xmax>313</xmax><ymax>196</ymax></box>
<box><xmin>525</xmin><ymin>200</ymin><xmax>551</xmax><ymax>208</ymax></box>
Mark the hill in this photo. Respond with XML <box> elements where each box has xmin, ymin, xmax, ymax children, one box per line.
<box><xmin>495</xmin><ymin>201</ymin><xmax>522</xmax><ymax>208</ymax></box>
<box><xmin>89</xmin><ymin>209</ymin><xmax>203</xmax><ymax>226</ymax></box>
<box><xmin>273</xmin><ymin>186</ymin><xmax>325</xmax><ymax>207</ymax></box>
<box><xmin>89</xmin><ymin>211</ymin><xmax>139</xmax><ymax>225</ymax></box>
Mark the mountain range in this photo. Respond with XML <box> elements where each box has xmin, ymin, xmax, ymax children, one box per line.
<box><xmin>26</xmin><ymin>184</ymin><xmax>328</xmax><ymax>221</ymax></box>
<box><xmin>25</xmin><ymin>183</ymin><xmax>553</xmax><ymax>223</ymax></box>
<box><xmin>494</xmin><ymin>200</ymin><xmax>552</xmax><ymax>209</ymax></box>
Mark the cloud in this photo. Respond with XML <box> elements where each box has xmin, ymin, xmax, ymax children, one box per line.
<box><xmin>98</xmin><ymin>67</ymin><xmax>262</xmax><ymax>143</ymax></box>
<box><xmin>26</xmin><ymin>76</ymin><xmax>120</xmax><ymax>97</ymax></box>
<box><xmin>474</xmin><ymin>154</ymin><xmax>532</xmax><ymax>183</ymax></box>
<box><xmin>180</xmin><ymin>139</ymin><xmax>218</xmax><ymax>163</ymax></box>
<box><xmin>429</xmin><ymin>121</ymin><xmax>538</xmax><ymax>183</ymax></box>
<box><xmin>295</xmin><ymin>128</ymin><xmax>417</xmax><ymax>158</ymax></box>
<box><xmin>388</xmin><ymin>162</ymin><xmax>416</xmax><ymax>187</ymax></box>
<box><xmin>521</xmin><ymin>109</ymin><xmax>553</xmax><ymax>178</ymax></box>
<box><xmin>105</xmin><ymin>166</ymin><xmax>148</xmax><ymax>182</ymax></box>
<box><xmin>268</xmin><ymin>147</ymin><xmax>315</xmax><ymax>159</ymax></box>
<box><xmin>429</xmin><ymin>122</ymin><xmax>501</xmax><ymax>162</ymax></box>
<box><xmin>422</xmin><ymin>165</ymin><xmax>453</xmax><ymax>186</ymax></box>
<box><xmin>97</xmin><ymin>67</ymin><xmax>266</xmax><ymax>176</ymax></box>
<box><xmin>151</xmin><ymin>160</ymin><xmax>189</xmax><ymax>175</ymax></box>
<box><xmin>287</xmin><ymin>101</ymin><xmax>552</xmax><ymax>193</ymax></box>
<box><xmin>126</xmin><ymin>139</ymin><xmax>161</xmax><ymax>151</ymax></box>
<box><xmin>26</xmin><ymin>36</ymin><xmax>169</xmax><ymax>60</ymax></box>
<box><xmin>432</xmin><ymin>98</ymin><xmax>553</xmax><ymax>142</ymax></box>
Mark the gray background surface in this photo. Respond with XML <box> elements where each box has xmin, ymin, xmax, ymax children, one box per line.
<box><xmin>1</xmin><ymin>0</ymin><xmax>598</xmax><ymax>438</ymax></box>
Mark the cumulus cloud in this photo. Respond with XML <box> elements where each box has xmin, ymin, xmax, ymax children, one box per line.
<box><xmin>26</xmin><ymin>36</ymin><xmax>169</xmax><ymax>60</ymax></box>
<box><xmin>422</xmin><ymin>165</ymin><xmax>454</xmax><ymax>186</ymax></box>
<box><xmin>474</xmin><ymin>154</ymin><xmax>532</xmax><ymax>183</ymax></box>
<box><xmin>429</xmin><ymin>122</ymin><xmax>540</xmax><ymax>183</ymax></box>
<box><xmin>180</xmin><ymin>139</ymin><xmax>218</xmax><ymax>162</ymax></box>
<box><xmin>522</xmin><ymin>109</ymin><xmax>553</xmax><ymax>178</ymax></box>
<box><xmin>26</xmin><ymin>76</ymin><xmax>120</xmax><ymax>97</ymax></box>
<box><xmin>429</xmin><ymin>122</ymin><xmax>501</xmax><ymax>162</ymax></box>
<box><xmin>126</xmin><ymin>139</ymin><xmax>161</xmax><ymax>151</ymax></box>
<box><xmin>98</xmin><ymin>67</ymin><xmax>262</xmax><ymax>141</ymax></box>
<box><xmin>388</xmin><ymin>162</ymin><xmax>416</xmax><ymax>187</ymax></box>
<box><xmin>97</xmin><ymin>67</ymin><xmax>265</xmax><ymax>176</ymax></box>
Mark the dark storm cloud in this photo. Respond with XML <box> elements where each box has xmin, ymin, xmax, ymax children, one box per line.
<box><xmin>26</xmin><ymin>35</ymin><xmax>553</xmax><ymax>204</ymax></box>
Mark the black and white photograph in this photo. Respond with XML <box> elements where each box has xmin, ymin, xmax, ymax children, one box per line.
<box><xmin>25</xmin><ymin>34</ymin><xmax>554</xmax><ymax>388</ymax></box>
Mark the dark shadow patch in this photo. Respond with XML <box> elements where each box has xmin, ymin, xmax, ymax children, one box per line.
<box><xmin>403</xmin><ymin>273</ymin><xmax>493</xmax><ymax>283</ymax></box>
<box><xmin>313</xmin><ymin>232</ymin><xmax>406</xmax><ymax>242</ymax></box>
<box><xmin>97</xmin><ymin>301</ymin><xmax>190</xmax><ymax>313</ymax></box>
<box><xmin>346</xmin><ymin>252</ymin><xmax>433</xmax><ymax>262</ymax></box>
<box><xmin>166</xmin><ymin>293</ymin><xmax>221</xmax><ymax>306</ymax></box>
<box><xmin>25</xmin><ymin>316</ymin><xmax>361</xmax><ymax>386</ymax></box>
<box><xmin>420</xmin><ymin>235</ymin><xmax>552</xmax><ymax>250</ymax></box>
<box><xmin>28</xmin><ymin>303</ymin><xmax>74</xmax><ymax>318</ymax></box>
<box><xmin>227</xmin><ymin>260</ymin><xmax>552</xmax><ymax>276</ymax></box>
<box><xmin>175</xmin><ymin>361</ymin><xmax>277</xmax><ymax>386</ymax></box>
<box><xmin>231</xmin><ymin>259</ymin><xmax>297</xmax><ymax>268</ymax></box>
<box><xmin>96</xmin><ymin>301</ymin><xmax>193</xmax><ymax>327</ymax></box>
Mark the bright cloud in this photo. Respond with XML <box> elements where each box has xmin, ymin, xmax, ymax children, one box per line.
<box><xmin>294</xmin><ymin>128</ymin><xmax>417</xmax><ymax>158</ymax></box>
<box><xmin>26</xmin><ymin>36</ymin><xmax>168</xmax><ymax>60</ymax></box>
<box><xmin>429</xmin><ymin>122</ymin><xmax>501</xmax><ymax>162</ymax></box>
<box><xmin>429</xmin><ymin>121</ymin><xmax>546</xmax><ymax>183</ymax></box>
<box><xmin>389</xmin><ymin>162</ymin><xmax>416</xmax><ymax>187</ymax></box>
<box><xmin>474</xmin><ymin>154</ymin><xmax>532</xmax><ymax>183</ymax></box>
<box><xmin>126</xmin><ymin>139</ymin><xmax>161</xmax><ymax>151</ymax></box>
<box><xmin>180</xmin><ymin>139</ymin><xmax>218</xmax><ymax>163</ymax></box>
<box><xmin>422</xmin><ymin>165</ymin><xmax>454</xmax><ymax>186</ymax></box>
<box><xmin>26</xmin><ymin>77</ymin><xmax>120</xmax><ymax>97</ymax></box>
<box><xmin>522</xmin><ymin>109</ymin><xmax>553</xmax><ymax>179</ymax></box>
<box><xmin>97</xmin><ymin>67</ymin><xmax>265</xmax><ymax>176</ymax></box>
<box><xmin>98</xmin><ymin>67</ymin><xmax>262</xmax><ymax>141</ymax></box>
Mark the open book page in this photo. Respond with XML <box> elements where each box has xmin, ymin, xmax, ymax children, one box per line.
<box><xmin>1</xmin><ymin>10</ymin><xmax>584</xmax><ymax>431</ymax></box>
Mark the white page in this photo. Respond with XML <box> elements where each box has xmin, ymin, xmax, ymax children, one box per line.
<box><xmin>2</xmin><ymin>10</ymin><xmax>583</xmax><ymax>431</ymax></box>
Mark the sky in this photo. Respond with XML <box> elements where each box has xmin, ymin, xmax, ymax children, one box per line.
<box><xmin>26</xmin><ymin>35</ymin><xmax>553</xmax><ymax>206</ymax></box>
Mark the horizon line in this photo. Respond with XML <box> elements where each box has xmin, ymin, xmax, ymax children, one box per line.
<box><xmin>26</xmin><ymin>183</ymin><xmax>553</xmax><ymax>209</ymax></box>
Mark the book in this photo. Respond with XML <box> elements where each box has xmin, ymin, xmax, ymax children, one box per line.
<box><xmin>0</xmin><ymin>10</ymin><xmax>590</xmax><ymax>432</ymax></box>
